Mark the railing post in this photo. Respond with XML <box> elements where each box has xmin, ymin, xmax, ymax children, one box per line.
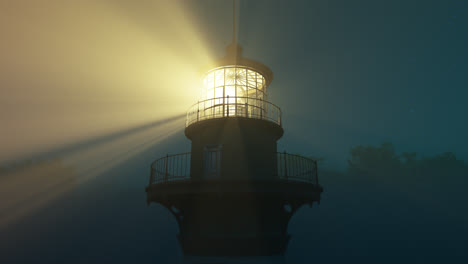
<box><xmin>245</xmin><ymin>102</ymin><xmax>248</xmax><ymax>117</ymax></box>
<box><xmin>164</xmin><ymin>154</ymin><xmax>169</xmax><ymax>183</ymax></box>
<box><xmin>185</xmin><ymin>153</ymin><xmax>189</xmax><ymax>179</ymax></box>
<box><xmin>260</xmin><ymin>98</ymin><xmax>263</xmax><ymax>119</ymax></box>
<box><xmin>197</xmin><ymin>101</ymin><xmax>200</xmax><ymax>122</ymax></box>
<box><xmin>283</xmin><ymin>151</ymin><xmax>287</xmax><ymax>179</ymax></box>
<box><xmin>235</xmin><ymin>97</ymin><xmax>237</xmax><ymax>116</ymax></box>
<box><xmin>227</xmin><ymin>95</ymin><xmax>230</xmax><ymax>117</ymax></box>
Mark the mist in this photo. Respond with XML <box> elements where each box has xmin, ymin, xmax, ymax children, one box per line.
<box><xmin>1</xmin><ymin>0</ymin><xmax>467</xmax><ymax>263</ymax></box>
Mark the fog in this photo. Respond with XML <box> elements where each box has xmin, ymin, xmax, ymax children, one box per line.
<box><xmin>1</xmin><ymin>0</ymin><xmax>467</xmax><ymax>263</ymax></box>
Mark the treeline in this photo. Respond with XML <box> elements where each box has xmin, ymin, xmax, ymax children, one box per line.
<box><xmin>347</xmin><ymin>142</ymin><xmax>467</xmax><ymax>181</ymax></box>
<box><xmin>330</xmin><ymin>142</ymin><xmax>468</xmax><ymax>204</ymax></box>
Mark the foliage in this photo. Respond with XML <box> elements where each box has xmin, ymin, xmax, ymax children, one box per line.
<box><xmin>347</xmin><ymin>142</ymin><xmax>468</xmax><ymax>189</ymax></box>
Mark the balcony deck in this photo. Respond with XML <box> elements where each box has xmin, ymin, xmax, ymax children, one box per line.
<box><xmin>147</xmin><ymin>152</ymin><xmax>319</xmax><ymax>187</ymax></box>
<box><xmin>186</xmin><ymin>96</ymin><xmax>282</xmax><ymax>128</ymax></box>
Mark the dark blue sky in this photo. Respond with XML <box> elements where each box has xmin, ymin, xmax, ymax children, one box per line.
<box><xmin>188</xmin><ymin>0</ymin><xmax>468</xmax><ymax>167</ymax></box>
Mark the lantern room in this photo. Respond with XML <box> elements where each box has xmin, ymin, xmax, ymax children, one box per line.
<box><xmin>201</xmin><ymin>66</ymin><xmax>266</xmax><ymax>102</ymax></box>
<box><xmin>186</xmin><ymin>43</ymin><xmax>280</xmax><ymax>127</ymax></box>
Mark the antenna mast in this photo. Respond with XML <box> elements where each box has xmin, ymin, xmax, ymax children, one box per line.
<box><xmin>233</xmin><ymin>0</ymin><xmax>236</xmax><ymax>43</ymax></box>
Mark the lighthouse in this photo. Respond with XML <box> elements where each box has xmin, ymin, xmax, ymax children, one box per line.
<box><xmin>146</xmin><ymin>3</ymin><xmax>323</xmax><ymax>263</ymax></box>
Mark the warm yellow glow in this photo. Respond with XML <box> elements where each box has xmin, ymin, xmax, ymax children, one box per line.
<box><xmin>0</xmin><ymin>0</ymin><xmax>215</xmax><ymax>162</ymax></box>
<box><xmin>0</xmin><ymin>115</ymin><xmax>184</xmax><ymax>229</ymax></box>
<box><xmin>201</xmin><ymin>66</ymin><xmax>266</xmax><ymax>101</ymax></box>
<box><xmin>197</xmin><ymin>66</ymin><xmax>268</xmax><ymax>118</ymax></box>
<box><xmin>0</xmin><ymin>0</ymin><xmax>216</xmax><ymax>228</ymax></box>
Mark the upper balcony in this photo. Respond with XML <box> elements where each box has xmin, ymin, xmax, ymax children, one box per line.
<box><xmin>186</xmin><ymin>96</ymin><xmax>281</xmax><ymax>128</ymax></box>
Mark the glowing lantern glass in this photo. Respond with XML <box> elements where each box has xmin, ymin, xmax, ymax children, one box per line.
<box><xmin>199</xmin><ymin>66</ymin><xmax>266</xmax><ymax>118</ymax></box>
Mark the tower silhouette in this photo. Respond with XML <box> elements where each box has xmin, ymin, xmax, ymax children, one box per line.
<box><xmin>146</xmin><ymin>2</ymin><xmax>323</xmax><ymax>263</ymax></box>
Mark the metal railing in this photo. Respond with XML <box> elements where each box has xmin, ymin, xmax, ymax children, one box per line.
<box><xmin>277</xmin><ymin>152</ymin><xmax>319</xmax><ymax>185</ymax></box>
<box><xmin>186</xmin><ymin>96</ymin><xmax>281</xmax><ymax>127</ymax></box>
<box><xmin>149</xmin><ymin>152</ymin><xmax>191</xmax><ymax>184</ymax></box>
<box><xmin>148</xmin><ymin>152</ymin><xmax>319</xmax><ymax>185</ymax></box>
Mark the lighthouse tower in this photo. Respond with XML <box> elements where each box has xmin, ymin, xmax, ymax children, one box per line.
<box><xmin>146</xmin><ymin>4</ymin><xmax>323</xmax><ymax>263</ymax></box>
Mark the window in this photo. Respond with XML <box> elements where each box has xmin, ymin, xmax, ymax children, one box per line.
<box><xmin>203</xmin><ymin>145</ymin><xmax>222</xmax><ymax>178</ymax></box>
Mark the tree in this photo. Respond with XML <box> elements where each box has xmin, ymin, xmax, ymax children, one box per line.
<box><xmin>348</xmin><ymin>142</ymin><xmax>401</xmax><ymax>177</ymax></box>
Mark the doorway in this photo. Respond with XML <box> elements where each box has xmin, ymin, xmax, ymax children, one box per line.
<box><xmin>203</xmin><ymin>144</ymin><xmax>222</xmax><ymax>179</ymax></box>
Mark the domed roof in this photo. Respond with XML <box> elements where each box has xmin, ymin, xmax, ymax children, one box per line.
<box><xmin>201</xmin><ymin>42</ymin><xmax>274</xmax><ymax>87</ymax></box>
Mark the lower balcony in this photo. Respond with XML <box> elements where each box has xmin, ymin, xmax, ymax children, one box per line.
<box><xmin>148</xmin><ymin>152</ymin><xmax>319</xmax><ymax>186</ymax></box>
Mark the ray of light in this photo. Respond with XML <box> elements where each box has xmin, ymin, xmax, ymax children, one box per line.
<box><xmin>0</xmin><ymin>159</ymin><xmax>76</xmax><ymax>228</ymax></box>
<box><xmin>0</xmin><ymin>0</ymin><xmax>236</xmax><ymax>228</ymax></box>
<box><xmin>77</xmin><ymin>125</ymin><xmax>182</xmax><ymax>183</ymax></box>
<box><xmin>66</xmin><ymin>115</ymin><xmax>184</xmax><ymax>183</ymax></box>
<box><xmin>21</xmin><ymin>114</ymin><xmax>185</xmax><ymax>163</ymax></box>
<box><xmin>0</xmin><ymin>0</ymin><xmax>215</xmax><ymax>162</ymax></box>
<box><xmin>0</xmin><ymin>114</ymin><xmax>184</xmax><ymax>229</ymax></box>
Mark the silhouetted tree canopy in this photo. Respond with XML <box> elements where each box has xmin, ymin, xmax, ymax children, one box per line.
<box><xmin>346</xmin><ymin>142</ymin><xmax>468</xmax><ymax>192</ymax></box>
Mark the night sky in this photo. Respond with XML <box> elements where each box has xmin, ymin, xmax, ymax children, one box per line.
<box><xmin>184</xmin><ymin>0</ymin><xmax>468</xmax><ymax>168</ymax></box>
<box><xmin>1</xmin><ymin>0</ymin><xmax>467</xmax><ymax>263</ymax></box>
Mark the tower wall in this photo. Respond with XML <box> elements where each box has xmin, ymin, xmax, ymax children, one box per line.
<box><xmin>185</xmin><ymin>117</ymin><xmax>283</xmax><ymax>181</ymax></box>
<box><xmin>178</xmin><ymin>194</ymin><xmax>290</xmax><ymax>256</ymax></box>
